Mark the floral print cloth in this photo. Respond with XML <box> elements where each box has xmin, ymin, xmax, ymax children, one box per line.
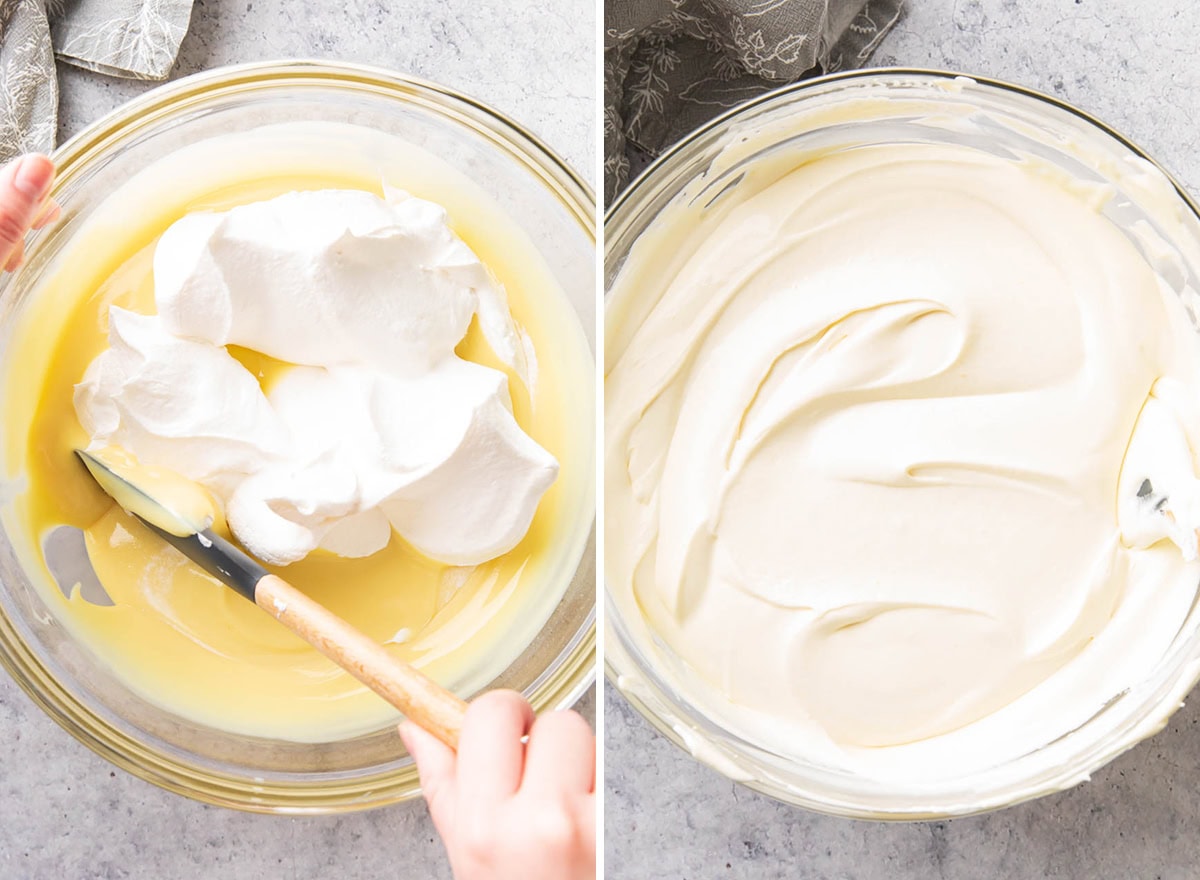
<box><xmin>0</xmin><ymin>0</ymin><xmax>194</xmax><ymax>161</ymax></box>
<box><xmin>604</xmin><ymin>0</ymin><xmax>903</xmax><ymax>204</ymax></box>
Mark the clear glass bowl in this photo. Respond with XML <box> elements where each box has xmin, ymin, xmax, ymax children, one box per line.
<box><xmin>605</xmin><ymin>68</ymin><xmax>1200</xmax><ymax>819</ymax></box>
<box><xmin>0</xmin><ymin>61</ymin><xmax>595</xmax><ymax>813</ymax></box>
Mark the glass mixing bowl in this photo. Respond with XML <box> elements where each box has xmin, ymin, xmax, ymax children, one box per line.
<box><xmin>605</xmin><ymin>68</ymin><xmax>1200</xmax><ymax>819</ymax></box>
<box><xmin>0</xmin><ymin>61</ymin><xmax>595</xmax><ymax>813</ymax></box>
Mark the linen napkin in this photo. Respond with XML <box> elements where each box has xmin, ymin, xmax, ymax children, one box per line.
<box><xmin>0</xmin><ymin>0</ymin><xmax>195</xmax><ymax>162</ymax></box>
<box><xmin>605</xmin><ymin>0</ymin><xmax>904</xmax><ymax>203</ymax></box>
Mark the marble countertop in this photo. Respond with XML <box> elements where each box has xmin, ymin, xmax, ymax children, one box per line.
<box><xmin>0</xmin><ymin>1</ymin><xmax>593</xmax><ymax>879</ymax></box>
<box><xmin>605</xmin><ymin>1</ymin><xmax>1200</xmax><ymax>878</ymax></box>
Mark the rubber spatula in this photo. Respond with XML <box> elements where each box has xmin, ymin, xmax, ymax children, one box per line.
<box><xmin>75</xmin><ymin>447</ymin><xmax>467</xmax><ymax>748</ymax></box>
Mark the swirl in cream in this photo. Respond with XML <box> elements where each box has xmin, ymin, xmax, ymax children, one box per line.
<box><xmin>606</xmin><ymin>140</ymin><xmax>1200</xmax><ymax>780</ymax></box>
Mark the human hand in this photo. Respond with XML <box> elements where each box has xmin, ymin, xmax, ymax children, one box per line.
<box><xmin>0</xmin><ymin>154</ymin><xmax>59</xmax><ymax>273</ymax></box>
<box><xmin>400</xmin><ymin>690</ymin><xmax>596</xmax><ymax>880</ymax></box>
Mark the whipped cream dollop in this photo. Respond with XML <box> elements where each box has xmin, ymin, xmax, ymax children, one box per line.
<box><xmin>606</xmin><ymin>135</ymin><xmax>1200</xmax><ymax>784</ymax></box>
<box><xmin>77</xmin><ymin>189</ymin><xmax>557</xmax><ymax>566</ymax></box>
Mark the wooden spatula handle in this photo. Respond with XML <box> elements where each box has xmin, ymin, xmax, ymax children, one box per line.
<box><xmin>256</xmin><ymin>573</ymin><xmax>467</xmax><ymax>749</ymax></box>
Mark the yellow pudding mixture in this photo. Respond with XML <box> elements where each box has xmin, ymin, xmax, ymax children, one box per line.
<box><xmin>1</xmin><ymin>136</ymin><xmax>593</xmax><ymax>742</ymax></box>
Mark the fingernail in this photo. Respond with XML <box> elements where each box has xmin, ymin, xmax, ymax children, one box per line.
<box><xmin>13</xmin><ymin>156</ymin><xmax>52</xmax><ymax>201</ymax></box>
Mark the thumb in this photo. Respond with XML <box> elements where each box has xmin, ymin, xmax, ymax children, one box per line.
<box><xmin>399</xmin><ymin>721</ymin><xmax>458</xmax><ymax>833</ymax></box>
<box><xmin>0</xmin><ymin>155</ymin><xmax>54</xmax><ymax>265</ymax></box>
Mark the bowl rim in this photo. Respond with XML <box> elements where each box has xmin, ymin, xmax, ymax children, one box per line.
<box><xmin>606</xmin><ymin>65</ymin><xmax>1198</xmax><ymax>224</ymax></box>
<box><xmin>59</xmin><ymin>58</ymin><xmax>596</xmax><ymax>234</ymax></box>
<box><xmin>603</xmin><ymin>65</ymin><xmax>1200</xmax><ymax>820</ymax></box>
<box><xmin>0</xmin><ymin>58</ymin><xmax>597</xmax><ymax>815</ymax></box>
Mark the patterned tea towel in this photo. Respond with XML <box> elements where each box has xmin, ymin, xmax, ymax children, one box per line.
<box><xmin>604</xmin><ymin>0</ymin><xmax>904</xmax><ymax>203</ymax></box>
<box><xmin>0</xmin><ymin>0</ymin><xmax>195</xmax><ymax>162</ymax></box>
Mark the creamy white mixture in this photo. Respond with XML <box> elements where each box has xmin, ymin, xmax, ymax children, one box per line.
<box><xmin>606</xmin><ymin>136</ymin><xmax>1200</xmax><ymax>782</ymax></box>
<box><xmin>77</xmin><ymin>189</ymin><xmax>557</xmax><ymax>566</ymax></box>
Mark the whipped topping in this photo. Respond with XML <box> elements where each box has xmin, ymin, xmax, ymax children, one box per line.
<box><xmin>76</xmin><ymin>189</ymin><xmax>557</xmax><ymax>566</ymax></box>
<box><xmin>606</xmin><ymin>136</ymin><xmax>1200</xmax><ymax>784</ymax></box>
<box><xmin>154</xmin><ymin>188</ymin><xmax>530</xmax><ymax>382</ymax></box>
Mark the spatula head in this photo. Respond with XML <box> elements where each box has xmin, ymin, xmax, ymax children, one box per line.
<box><xmin>75</xmin><ymin>447</ymin><xmax>213</xmax><ymax>537</ymax></box>
<box><xmin>75</xmin><ymin>447</ymin><xmax>264</xmax><ymax>601</ymax></box>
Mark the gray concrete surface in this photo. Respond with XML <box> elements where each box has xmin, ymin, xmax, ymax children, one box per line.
<box><xmin>604</xmin><ymin>1</ymin><xmax>1200</xmax><ymax>878</ymax></box>
<box><xmin>0</xmin><ymin>1</ymin><xmax>594</xmax><ymax>879</ymax></box>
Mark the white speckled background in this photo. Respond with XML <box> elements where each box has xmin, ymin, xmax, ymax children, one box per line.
<box><xmin>0</xmin><ymin>1</ymin><xmax>594</xmax><ymax>878</ymax></box>
<box><xmin>605</xmin><ymin>1</ymin><xmax>1200</xmax><ymax>878</ymax></box>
